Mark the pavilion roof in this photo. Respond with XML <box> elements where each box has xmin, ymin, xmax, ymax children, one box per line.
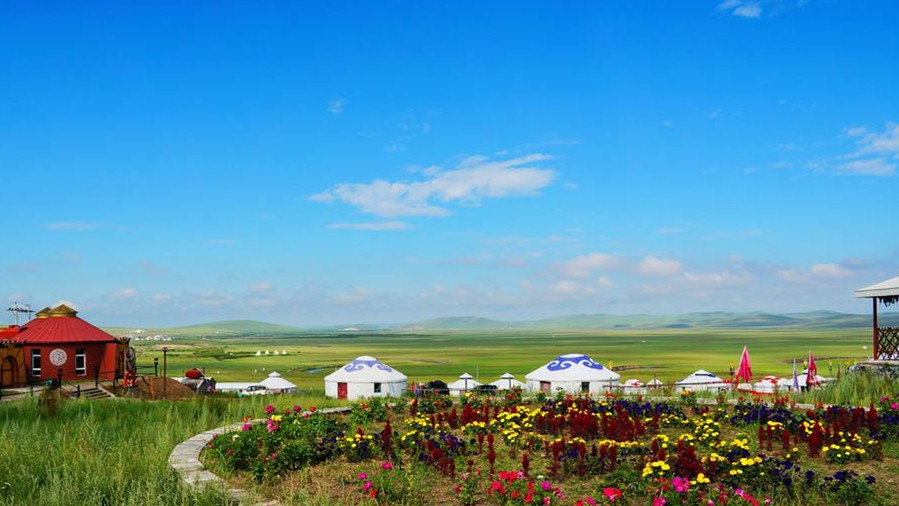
<box><xmin>854</xmin><ymin>275</ymin><xmax>899</xmax><ymax>299</ymax></box>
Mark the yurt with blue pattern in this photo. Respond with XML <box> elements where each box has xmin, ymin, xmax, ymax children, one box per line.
<box><xmin>525</xmin><ymin>353</ymin><xmax>620</xmax><ymax>395</ymax></box>
<box><xmin>324</xmin><ymin>355</ymin><xmax>407</xmax><ymax>400</ymax></box>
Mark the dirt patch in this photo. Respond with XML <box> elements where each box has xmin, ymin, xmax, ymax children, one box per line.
<box><xmin>115</xmin><ymin>376</ymin><xmax>197</xmax><ymax>400</ymax></box>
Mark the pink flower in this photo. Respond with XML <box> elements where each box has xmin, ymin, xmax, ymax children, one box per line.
<box><xmin>357</xmin><ymin>472</ymin><xmax>368</xmax><ymax>480</ymax></box>
<box><xmin>891</xmin><ymin>402</ymin><xmax>899</xmax><ymax>410</ymax></box>
<box><xmin>673</xmin><ymin>477</ymin><xmax>690</xmax><ymax>493</ymax></box>
<box><xmin>602</xmin><ymin>488</ymin><xmax>622</xmax><ymax>503</ymax></box>
<box><xmin>541</xmin><ymin>481</ymin><xmax>552</xmax><ymax>491</ymax></box>
<box><xmin>292</xmin><ymin>405</ymin><xmax>302</xmax><ymax>412</ymax></box>
<box><xmin>241</xmin><ymin>423</ymin><xmax>252</xmax><ymax>431</ymax></box>
<box><xmin>653</xmin><ymin>498</ymin><xmax>667</xmax><ymax>506</ymax></box>
<box><xmin>362</xmin><ymin>480</ymin><xmax>373</xmax><ymax>492</ymax></box>
<box><xmin>265</xmin><ymin>405</ymin><xmax>275</xmax><ymax>415</ymax></box>
<box><xmin>707</xmin><ymin>501</ymin><xmax>715</xmax><ymax>506</ymax></box>
<box><xmin>381</xmin><ymin>461</ymin><xmax>394</xmax><ymax>470</ymax></box>
<box><xmin>543</xmin><ymin>498</ymin><xmax>551</xmax><ymax>505</ymax></box>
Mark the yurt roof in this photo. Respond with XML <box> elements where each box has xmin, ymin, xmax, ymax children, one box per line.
<box><xmin>324</xmin><ymin>356</ymin><xmax>407</xmax><ymax>383</ymax></box>
<box><xmin>260</xmin><ymin>371</ymin><xmax>297</xmax><ymax>390</ymax></box>
<box><xmin>525</xmin><ymin>353</ymin><xmax>620</xmax><ymax>382</ymax></box>
<box><xmin>448</xmin><ymin>377</ymin><xmax>481</xmax><ymax>389</ymax></box>
<box><xmin>647</xmin><ymin>378</ymin><xmax>664</xmax><ymax>386</ymax></box>
<box><xmin>500</xmin><ymin>372</ymin><xmax>515</xmax><ymax>380</ymax></box>
<box><xmin>489</xmin><ymin>378</ymin><xmax>526</xmax><ymax>389</ymax></box>
<box><xmin>677</xmin><ymin>369</ymin><xmax>726</xmax><ymax>385</ymax></box>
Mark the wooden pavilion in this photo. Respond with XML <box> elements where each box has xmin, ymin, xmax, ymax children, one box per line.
<box><xmin>855</xmin><ymin>275</ymin><xmax>899</xmax><ymax>360</ymax></box>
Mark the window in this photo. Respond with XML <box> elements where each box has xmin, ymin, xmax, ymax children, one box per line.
<box><xmin>31</xmin><ymin>350</ymin><xmax>42</xmax><ymax>376</ymax></box>
<box><xmin>75</xmin><ymin>349</ymin><xmax>86</xmax><ymax>376</ymax></box>
<box><xmin>580</xmin><ymin>381</ymin><xmax>590</xmax><ymax>393</ymax></box>
<box><xmin>373</xmin><ymin>382</ymin><xmax>382</xmax><ymax>393</ymax></box>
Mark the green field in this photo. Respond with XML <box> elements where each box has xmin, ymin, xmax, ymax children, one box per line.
<box><xmin>133</xmin><ymin>327</ymin><xmax>873</xmax><ymax>391</ymax></box>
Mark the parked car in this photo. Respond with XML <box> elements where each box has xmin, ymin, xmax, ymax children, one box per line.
<box><xmin>239</xmin><ymin>384</ymin><xmax>267</xmax><ymax>397</ymax></box>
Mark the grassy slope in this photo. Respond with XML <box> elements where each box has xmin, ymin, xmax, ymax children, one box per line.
<box><xmin>0</xmin><ymin>394</ymin><xmax>348</xmax><ymax>506</ymax></box>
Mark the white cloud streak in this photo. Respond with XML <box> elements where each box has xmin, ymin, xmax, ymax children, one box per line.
<box><xmin>311</xmin><ymin>154</ymin><xmax>556</xmax><ymax>218</ymax></box>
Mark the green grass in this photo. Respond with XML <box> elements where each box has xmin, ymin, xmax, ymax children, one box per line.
<box><xmin>0</xmin><ymin>394</ymin><xmax>349</xmax><ymax>506</ymax></box>
<box><xmin>133</xmin><ymin>327</ymin><xmax>874</xmax><ymax>392</ymax></box>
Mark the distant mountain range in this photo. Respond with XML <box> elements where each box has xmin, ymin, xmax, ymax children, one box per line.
<box><xmin>103</xmin><ymin>310</ymin><xmax>899</xmax><ymax>337</ymax></box>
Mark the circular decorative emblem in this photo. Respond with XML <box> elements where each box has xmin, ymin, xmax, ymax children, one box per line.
<box><xmin>49</xmin><ymin>348</ymin><xmax>68</xmax><ymax>366</ymax></box>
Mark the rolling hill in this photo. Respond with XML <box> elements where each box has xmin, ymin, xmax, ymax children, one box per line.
<box><xmin>102</xmin><ymin>310</ymin><xmax>899</xmax><ymax>337</ymax></box>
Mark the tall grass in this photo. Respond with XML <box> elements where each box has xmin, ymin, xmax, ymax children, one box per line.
<box><xmin>798</xmin><ymin>371</ymin><xmax>899</xmax><ymax>406</ymax></box>
<box><xmin>0</xmin><ymin>393</ymin><xmax>348</xmax><ymax>506</ymax></box>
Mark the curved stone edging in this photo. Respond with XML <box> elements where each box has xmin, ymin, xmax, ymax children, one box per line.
<box><xmin>169</xmin><ymin>407</ymin><xmax>351</xmax><ymax>506</ymax></box>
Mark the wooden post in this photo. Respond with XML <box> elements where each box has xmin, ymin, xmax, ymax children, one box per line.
<box><xmin>873</xmin><ymin>297</ymin><xmax>879</xmax><ymax>360</ymax></box>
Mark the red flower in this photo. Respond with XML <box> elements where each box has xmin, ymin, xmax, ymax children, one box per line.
<box><xmin>602</xmin><ymin>487</ymin><xmax>622</xmax><ymax>502</ymax></box>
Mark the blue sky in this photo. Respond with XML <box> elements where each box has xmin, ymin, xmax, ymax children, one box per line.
<box><xmin>1</xmin><ymin>1</ymin><xmax>897</xmax><ymax>326</ymax></box>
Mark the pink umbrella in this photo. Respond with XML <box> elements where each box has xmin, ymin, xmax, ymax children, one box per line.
<box><xmin>735</xmin><ymin>346</ymin><xmax>752</xmax><ymax>384</ymax></box>
<box><xmin>807</xmin><ymin>352</ymin><xmax>818</xmax><ymax>387</ymax></box>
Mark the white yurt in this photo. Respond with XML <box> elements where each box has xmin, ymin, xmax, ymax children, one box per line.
<box><xmin>260</xmin><ymin>371</ymin><xmax>298</xmax><ymax>394</ymax></box>
<box><xmin>647</xmin><ymin>378</ymin><xmax>665</xmax><ymax>389</ymax></box>
<box><xmin>490</xmin><ymin>372</ymin><xmax>526</xmax><ymax>390</ymax></box>
<box><xmin>448</xmin><ymin>373</ymin><xmax>481</xmax><ymax>396</ymax></box>
<box><xmin>525</xmin><ymin>353</ymin><xmax>620</xmax><ymax>395</ymax></box>
<box><xmin>622</xmin><ymin>379</ymin><xmax>648</xmax><ymax>395</ymax></box>
<box><xmin>324</xmin><ymin>356</ymin><xmax>407</xmax><ymax>400</ymax></box>
<box><xmin>675</xmin><ymin>369</ymin><xmax>731</xmax><ymax>393</ymax></box>
<box><xmin>752</xmin><ymin>375</ymin><xmax>780</xmax><ymax>395</ymax></box>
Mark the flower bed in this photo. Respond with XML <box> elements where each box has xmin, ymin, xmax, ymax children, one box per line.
<box><xmin>203</xmin><ymin>394</ymin><xmax>899</xmax><ymax>505</ymax></box>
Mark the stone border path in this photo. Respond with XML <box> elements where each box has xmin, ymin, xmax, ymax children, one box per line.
<box><xmin>169</xmin><ymin>407</ymin><xmax>351</xmax><ymax>506</ymax></box>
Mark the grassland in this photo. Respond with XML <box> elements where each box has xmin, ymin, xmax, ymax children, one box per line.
<box><xmin>133</xmin><ymin>327</ymin><xmax>873</xmax><ymax>392</ymax></box>
<box><xmin>0</xmin><ymin>326</ymin><xmax>889</xmax><ymax>506</ymax></box>
<box><xmin>0</xmin><ymin>394</ymin><xmax>348</xmax><ymax>506</ymax></box>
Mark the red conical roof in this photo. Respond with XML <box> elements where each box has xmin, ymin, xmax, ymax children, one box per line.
<box><xmin>18</xmin><ymin>306</ymin><xmax>116</xmax><ymax>344</ymax></box>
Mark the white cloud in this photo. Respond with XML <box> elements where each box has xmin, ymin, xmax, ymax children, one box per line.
<box><xmin>839</xmin><ymin>159</ymin><xmax>896</xmax><ymax>176</ymax></box>
<box><xmin>734</xmin><ymin>3</ymin><xmax>762</xmax><ymax>18</ymax></box>
<box><xmin>111</xmin><ymin>288</ymin><xmax>139</xmax><ymax>300</ymax></box>
<box><xmin>563</xmin><ymin>253</ymin><xmax>626</xmax><ymax>278</ymax></box>
<box><xmin>549</xmin><ymin>280</ymin><xmax>597</xmax><ymax>296</ymax></box>
<box><xmin>328</xmin><ymin>97</ymin><xmax>347</xmax><ymax>115</ymax></box>
<box><xmin>683</xmin><ymin>270</ymin><xmax>753</xmax><ymax>288</ymax></box>
<box><xmin>810</xmin><ymin>263</ymin><xmax>852</xmax><ymax>279</ymax></box>
<box><xmin>596</xmin><ymin>276</ymin><xmax>614</xmax><ymax>288</ymax></box>
<box><xmin>637</xmin><ymin>256</ymin><xmax>683</xmax><ymax>277</ymax></box>
<box><xmin>706</xmin><ymin>108</ymin><xmax>723</xmax><ymax>119</ymax></box>
<box><xmin>839</xmin><ymin>121</ymin><xmax>899</xmax><ymax>177</ymax></box>
<box><xmin>151</xmin><ymin>293</ymin><xmax>172</xmax><ymax>303</ymax></box>
<box><xmin>44</xmin><ymin>221</ymin><xmax>124</xmax><ymax>232</ymax></box>
<box><xmin>719</xmin><ymin>0</ymin><xmax>761</xmax><ymax>18</ymax></box>
<box><xmin>250</xmin><ymin>282</ymin><xmax>273</xmax><ymax>293</ymax></box>
<box><xmin>328</xmin><ymin>221</ymin><xmax>412</xmax><ymax>231</ymax></box>
<box><xmin>311</xmin><ymin>153</ymin><xmax>556</xmax><ymax>218</ymax></box>
<box><xmin>849</xmin><ymin>122</ymin><xmax>899</xmax><ymax>157</ymax></box>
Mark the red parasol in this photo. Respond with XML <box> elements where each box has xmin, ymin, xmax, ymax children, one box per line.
<box><xmin>735</xmin><ymin>346</ymin><xmax>752</xmax><ymax>384</ymax></box>
<box><xmin>807</xmin><ymin>352</ymin><xmax>818</xmax><ymax>387</ymax></box>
